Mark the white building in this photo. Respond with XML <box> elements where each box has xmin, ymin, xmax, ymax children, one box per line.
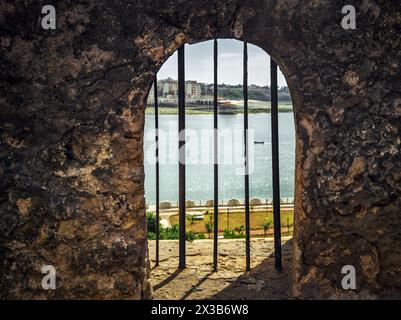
<box><xmin>185</xmin><ymin>81</ymin><xmax>201</xmax><ymax>99</ymax></box>
<box><xmin>157</xmin><ymin>78</ymin><xmax>201</xmax><ymax>99</ymax></box>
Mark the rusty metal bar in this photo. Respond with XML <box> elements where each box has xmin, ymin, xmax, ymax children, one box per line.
<box><xmin>270</xmin><ymin>58</ymin><xmax>282</xmax><ymax>272</ymax></box>
<box><xmin>243</xmin><ymin>42</ymin><xmax>251</xmax><ymax>272</ymax></box>
<box><xmin>154</xmin><ymin>77</ymin><xmax>160</xmax><ymax>267</ymax></box>
<box><xmin>178</xmin><ymin>45</ymin><xmax>186</xmax><ymax>269</ymax></box>
<box><xmin>213</xmin><ymin>39</ymin><xmax>219</xmax><ymax>272</ymax></box>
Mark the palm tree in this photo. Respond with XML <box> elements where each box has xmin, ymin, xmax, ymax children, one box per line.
<box><xmin>205</xmin><ymin>216</ymin><xmax>213</xmax><ymax>239</ymax></box>
<box><xmin>286</xmin><ymin>216</ymin><xmax>292</xmax><ymax>236</ymax></box>
<box><xmin>187</xmin><ymin>214</ymin><xmax>195</xmax><ymax>225</ymax></box>
<box><xmin>235</xmin><ymin>225</ymin><xmax>245</xmax><ymax>237</ymax></box>
<box><xmin>226</xmin><ymin>208</ymin><xmax>230</xmax><ymax>229</ymax></box>
<box><xmin>262</xmin><ymin>219</ymin><xmax>272</xmax><ymax>237</ymax></box>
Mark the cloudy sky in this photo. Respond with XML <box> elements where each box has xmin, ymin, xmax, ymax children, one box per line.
<box><xmin>157</xmin><ymin>39</ymin><xmax>288</xmax><ymax>87</ymax></box>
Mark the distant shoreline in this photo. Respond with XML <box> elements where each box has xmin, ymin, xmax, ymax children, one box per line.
<box><xmin>145</xmin><ymin>104</ymin><xmax>293</xmax><ymax>115</ymax></box>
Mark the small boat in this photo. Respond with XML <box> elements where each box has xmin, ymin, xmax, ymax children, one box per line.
<box><xmin>254</xmin><ymin>141</ymin><xmax>264</xmax><ymax>144</ymax></box>
<box><xmin>218</xmin><ymin>101</ymin><xmax>238</xmax><ymax>114</ymax></box>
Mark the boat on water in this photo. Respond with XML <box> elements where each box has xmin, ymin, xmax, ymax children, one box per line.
<box><xmin>218</xmin><ymin>101</ymin><xmax>238</xmax><ymax>114</ymax></box>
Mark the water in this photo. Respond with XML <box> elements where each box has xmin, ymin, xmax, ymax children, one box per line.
<box><xmin>144</xmin><ymin>113</ymin><xmax>295</xmax><ymax>205</ymax></box>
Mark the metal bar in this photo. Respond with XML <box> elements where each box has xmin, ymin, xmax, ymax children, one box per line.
<box><xmin>270</xmin><ymin>58</ymin><xmax>282</xmax><ymax>272</ymax></box>
<box><xmin>243</xmin><ymin>42</ymin><xmax>251</xmax><ymax>272</ymax></box>
<box><xmin>213</xmin><ymin>39</ymin><xmax>219</xmax><ymax>272</ymax></box>
<box><xmin>178</xmin><ymin>45</ymin><xmax>186</xmax><ymax>269</ymax></box>
<box><xmin>154</xmin><ymin>77</ymin><xmax>160</xmax><ymax>267</ymax></box>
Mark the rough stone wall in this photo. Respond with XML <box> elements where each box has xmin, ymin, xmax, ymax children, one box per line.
<box><xmin>1</xmin><ymin>0</ymin><xmax>401</xmax><ymax>299</ymax></box>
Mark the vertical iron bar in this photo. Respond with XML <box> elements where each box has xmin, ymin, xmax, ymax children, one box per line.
<box><xmin>154</xmin><ymin>77</ymin><xmax>160</xmax><ymax>267</ymax></box>
<box><xmin>243</xmin><ymin>42</ymin><xmax>251</xmax><ymax>272</ymax></box>
<box><xmin>270</xmin><ymin>58</ymin><xmax>282</xmax><ymax>272</ymax></box>
<box><xmin>213</xmin><ymin>39</ymin><xmax>219</xmax><ymax>272</ymax></box>
<box><xmin>178</xmin><ymin>45</ymin><xmax>186</xmax><ymax>269</ymax></box>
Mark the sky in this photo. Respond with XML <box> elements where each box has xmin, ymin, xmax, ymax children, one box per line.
<box><xmin>157</xmin><ymin>39</ymin><xmax>288</xmax><ymax>87</ymax></box>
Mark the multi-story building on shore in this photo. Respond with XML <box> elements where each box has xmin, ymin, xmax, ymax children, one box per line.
<box><xmin>159</xmin><ymin>77</ymin><xmax>178</xmax><ymax>98</ymax></box>
<box><xmin>148</xmin><ymin>79</ymin><xmax>292</xmax><ymax>104</ymax></box>
<box><xmin>157</xmin><ymin>78</ymin><xmax>202</xmax><ymax>99</ymax></box>
<box><xmin>185</xmin><ymin>80</ymin><xmax>202</xmax><ymax>99</ymax></box>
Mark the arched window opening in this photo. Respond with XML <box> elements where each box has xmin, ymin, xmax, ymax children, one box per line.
<box><xmin>144</xmin><ymin>39</ymin><xmax>295</xmax><ymax>299</ymax></box>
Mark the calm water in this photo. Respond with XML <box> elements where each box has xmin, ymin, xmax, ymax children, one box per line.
<box><xmin>144</xmin><ymin>113</ymin><xmax>295</xmax><ymax>205</ymax></box>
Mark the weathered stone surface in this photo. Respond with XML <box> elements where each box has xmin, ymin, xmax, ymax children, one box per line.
<box><xmin>1</xmin><ymin>0</ymin><xmax>401</xmax><ymax>299</ymax></box>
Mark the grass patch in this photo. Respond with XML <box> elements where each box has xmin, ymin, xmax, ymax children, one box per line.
<box><xmin>169</xmin><ymin>210</ymin><xmax>294</xmax><ymax>235</ymax></box>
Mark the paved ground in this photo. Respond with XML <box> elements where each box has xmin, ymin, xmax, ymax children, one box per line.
<box><xmin>148</xmin><ymin>237</ymin><xmax>293</xmax><ymax>300</ymax></box>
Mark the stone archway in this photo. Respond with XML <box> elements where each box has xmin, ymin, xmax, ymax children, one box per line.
<box><xmin>145</xmin><ymin>38</ymin><xmax>296</xmax><ymax>300</ymax></box>
<box><xmin>1</xmin><ymin>1</ymin><xmax>401</xmax><ymax>299</ymax></box>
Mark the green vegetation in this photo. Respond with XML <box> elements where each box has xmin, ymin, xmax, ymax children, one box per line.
<box><xmin>204</xmin><ymin>215</ymin><xmax>214</xmax><ymax>239</ymax></box>
<box><xmin>146</xmin><ymin>212</ymin><xmax>205</xmax><ymax>241</ymax></box>
<box><xmin>218</xmin><ymin>85</ymin><xmax>291</xmax><ymax>102</ymax></box>
<box><xmin>146</xmin><ymin>211</ymin><xmax>157</xmax><ymax>233</ymax></box>
<box><xmin>219</xmin><ymin>88</ymin><xmax>243</xmax><ymax>100</ymax></box>
<box><xmin>285</xmin><ymin>216</ymin><xmax>293</xmax><ymax>236</ymax></box>
<box><xmin>186</xmin><ymin>230</ymin><xmax>205</xmax><ymax>241</ymax></box>
<box><xmin>146</xmin><ymin>106</ymin><xmax>210</xmax><ymax>115</ymax></box>
<box><xmin>187</xmin><ymin>214</ymin><xmax>196</xmax><ymax>225</ymax></box>
<box><xmin>168</xmin><ymin>210</ymin><xmax>294</xmax><ymax>237</ymax></box>
<box><xmin>223</xmin><ymin>227</ymin><xmax>245</xmax><ymax>239</ymax></box>
<box><xmin>147</xmin><ymin>210</ymin><xmax>294</xmax><ymax>240</ymax></box>
<box><xmin>262</xmin><ymin>219</ymin><xmax>273</xmax><ymax>237</ymax></box>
